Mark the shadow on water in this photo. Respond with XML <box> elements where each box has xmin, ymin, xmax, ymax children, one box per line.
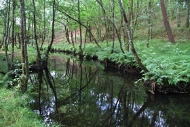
<box><xmin>29</xmin><ymin>54</ymin><xmax>190</xmax><ymax>127</ymax></box>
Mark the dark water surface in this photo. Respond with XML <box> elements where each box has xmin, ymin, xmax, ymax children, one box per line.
<box><xmin>29</xmin><ymin>54</ymin><xmax>190</xmax><ymax>127</ymax></box>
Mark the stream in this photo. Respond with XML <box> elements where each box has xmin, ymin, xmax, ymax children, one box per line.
<box><xmin>29</xmin><ymin>53</ymin><xmax>190</xmax><ymax>127</ymax></box>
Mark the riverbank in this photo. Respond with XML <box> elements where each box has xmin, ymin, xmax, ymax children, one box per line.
<box><xmin>0</xmin><ymin>88</ymin><xmax>44</xmax><ymax>127</ymax></box>
<box><xmin>42</xmin><ymin>39</ymin><xmax>190</xmax><ymax>93</ymax></box>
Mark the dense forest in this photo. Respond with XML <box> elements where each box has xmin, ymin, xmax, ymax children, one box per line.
<box><xmin>1</xmin><ymin>0</ymin><xmax>190</xmax><ymax>126</ymax></box>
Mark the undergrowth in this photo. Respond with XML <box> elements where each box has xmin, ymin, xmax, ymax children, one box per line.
<box><xmin>0</xmin><ymin>88</ymin><xmax>44</xmax><ymax>127</ymax></box>
<box><xmin>136</xmin><ymin>40</ymin><xmax>190</xmax><ymax>86</ymax></box>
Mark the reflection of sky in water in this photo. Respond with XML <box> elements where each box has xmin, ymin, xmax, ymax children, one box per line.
<box><xmin>95</xmin><ymin>92</ymin><xmax>168</xmax><ymax>127</ymax></box>
<box><xmin>50</xmin><ymin>71</ymin><xmax>56</xmax><ymax>77</ymax></box>
<box><xmin>32</xmin><ymin>95</ymin><xmax>56</xmax><ymax>125</ymax></box>
<box><xmin>96</xmin><ymin>93</ymin><xmax>110</xmax><ymax>110</ymax></box>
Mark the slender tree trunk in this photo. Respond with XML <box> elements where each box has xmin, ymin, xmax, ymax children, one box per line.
<box><xmin>11</xmin><ymin>0</ymin><xmax>16</xmax><ymax>69</ymax></box>
<box><xmin>78</xmin><ymin>0</ymin><xmax>83</xmax><ymax>57</ymax></box>
<box><xmin>17</xmin><ymin>33</ymin><xmax>21</xmax><ymax>49</ymax></box>
<box><xmin>4</xmin><ymin>0</ymin><xmax>11</xmax><ymax>70</ymax></box>
<box><xmin>122</xmin><ymin>15</ymin><xmax>129</xmax><ymax>51</ymax></box>
<box><xmin>118</xmin><ymin>0</ymin><xmax>149</xmax><ymax>73</ymax></box>
<box><xmin>147</xmin><ymin>0</ymin><xmax>152</xmax><ymax>47</ymax></box>
<box><xmin>111</xmin><ymin>0</ymin><xmax>115</xmax><ymax>54</ymax></box>
<box><xmin>32</xmin><ymin>0</ymin><xmax>41</xmax><ymax>61</ymax></box>
<box><xmin>177</xmin><ymin>3</ymin><xmax>181</xmax><ymax>27</ymax></box>
<box><xmin>71</xmin><ymin>31</ymin><xmax>75</xmax><ymax>49</ymax></box>
<box><xmin>42</xmin><ymin>0</ymin><xmax>46</xmax><ymax>43</ymax></box>
<box><xmin>20</xmin><ymin>0</ymin><xmax>29</xmax><ymax>92</ymax></box>
<box><xmin>186</xmin><ymin>2</ymin><xmax>190</xmax><ymax>28</ymax></box>
<box><xmin>96</xmin><ymin>0</ymin><xmax>108</xmax><ymax>43</ymax></box>
<box><xmin>160</xmin><ymin>0</ymin><xmax>175</xmax><ymax>43</ymax></box>
<box><xmin>64</xmin><ymin>22</ymin><xmax>70</xmax><ymax>44</ymax></box>
<box><xmin>75</xmin><ymin>29</ymin><xmax>77</xmax><ymax>44</ymax></box>
<box><xmin>45</xmin><ymin>0</ymin><xmax>55</xmax><ymax>58</ymax></box>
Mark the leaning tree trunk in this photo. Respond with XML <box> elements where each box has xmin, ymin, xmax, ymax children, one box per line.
<box><xmin>118</xmin><ymin>0</ymin><xmax>149</xmax><ymax>73</ymax></box>
<box><xmin>160</xmin><ymin>0</ymin><xmax>175</xmax><ymax>43</ymax></box>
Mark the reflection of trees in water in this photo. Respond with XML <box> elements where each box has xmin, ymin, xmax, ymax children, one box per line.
<box><xmin>29</xmin><ymin>67</ymin><xmax>58</xmax><ymax>124</ymax></box>
<box><xmin>30</xmin><ymin>57</ymin><xmax>190</xmax><ymax>127</ymax></box>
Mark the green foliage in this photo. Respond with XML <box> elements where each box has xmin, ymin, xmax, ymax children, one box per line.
<box><xmin>136</xmin><ymin>40</ymin><xmax>190</xmax><ymax>85</ymax></box>
<box><xmin>0</xmin><ymin>55</ymin><xmax>8</xmax><ymax>74</ymax></box>
<box><xmin>110</xmin><ymin>51</ymin><xmax>135</xmax><ymax>65</ymax></box>
<box><xmin>0</xmin><ymin>88</ymin><xmax>44</xmax><ymax>127</ymax></box>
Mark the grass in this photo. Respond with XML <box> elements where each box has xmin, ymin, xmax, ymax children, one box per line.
<box><xmin>0</xmin><ymin>88</ymin><xmax>45</xmax><ymax>127</ymax></box>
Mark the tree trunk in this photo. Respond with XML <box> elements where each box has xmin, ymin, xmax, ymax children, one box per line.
<box><xmin>186</xmin><ymin>2</ymin><xmax>190</xmax><ymax>28</ymax></box>
<box><xmin>11</xmin><ymin>0</ymin><xmax>16</xmax><ymax>69</ymax></box>
<box><xmin>111</xmin><ymin>0</ymin><xmax>115</xmax><ymax>54</ymax></box>
<box><xmin>45</xmin><ymin>0</ymin><xmax>55</xmax><ymax>58</ymax></box>
<box><xmin>64</xmin><ymin>23</ymin><xmax>70</xmax><ymax>44</ymax></box>
<box><xmin>147</xmin><ymin>0</ymin><xmax>152</xmax><ymax>47</ymax></box>
<box><xmin>160</xmin><ymin>0</ymin><xmax>175</xmax><ymax>43</ymax></box>
<box><xmin>32</xmin><ymin>0</ymin><xmax>41</xmax><ymax>61</ymax></box>
<box><xmin>118</xmin><ymin>0</ymin><xmax>149</xmax><ymax>73</ymax></box>
<box><xmin>20</xmin><ymin>0</ymin><xmax>29</xmax><ymax>92</ymax></box>
<box><xmin>4</xmin><ymin>0</ymin><xmax>11</xmax><ymax>70</ymax></box>
<box><xmin>177</xmin><ymin>3</ymin><xmax>181</xmax><ymax>27</ymax></box>
<box><xmin>78</xmin><ymin>0</ymin><xmax>83</xmax><ymax>57</ymax></box>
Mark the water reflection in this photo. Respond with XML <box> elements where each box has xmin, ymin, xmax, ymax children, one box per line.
<box><xmin>29</xmin><ymin>54</ymin><xmax>190</xmax><ymax>127</ymax></box>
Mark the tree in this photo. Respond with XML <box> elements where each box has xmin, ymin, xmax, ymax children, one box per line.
<box><xmin>78</xmin><ymin>0</ymin><xmax>83</xmax><ymax>57</ymax></box>
<box><xmin>3</xmin><ymin>0</ymin><xmax>11</xmax><ymax>70</ymax></box>
<box><xmin>11</xmin><ymin>0</ymin><xmax>16</xmax><ymax>69</ymax></box>
<box><xmin>118</xmin><ymin>0</ymin><xmax>148</xmax><ymax>73</ymax></box>
<box><xmin>45</xmin><ymin>0</ymin><xmax>56</xmax><ymax>58</ymax></box>
<box><xmin>32</xmin><ymin>0</ymin><xmax>41</xmax><ymax>61</ymax></box>
<box><xmin>19</xmin><ymin>0</ymin><xmax>29</xmax><ymax>92</ymax></box>
<box><xmin>147</xmin><ymin>0</ymin><xmax>152</xmax><ymax>47</ymax></box>
<box><xmin>160</xmin><ymin>0</ymin><xmax>175</xmax><ymax>43</ymax></box>
<box><xmin>186</xmin><ymin>1</ymin><xmax>190</xmax><ymax>28</ymax></box>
